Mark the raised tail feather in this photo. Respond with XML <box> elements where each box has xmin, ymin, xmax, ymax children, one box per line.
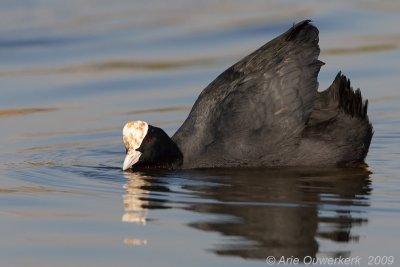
<box><xmin>329</xmin><ymin>72</ymin><xmax>369</xmax><ymax>120</ymax></box>
<box><xmin>306</xmin><ymin>72</ymin><xmax>373</xmax><ymax>165</ymax></box>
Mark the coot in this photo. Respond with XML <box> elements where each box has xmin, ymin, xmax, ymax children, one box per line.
<box><xmin>122</xmin><ymin>20</ymin><xmax>373</xmax><ymax>170</ymax></box>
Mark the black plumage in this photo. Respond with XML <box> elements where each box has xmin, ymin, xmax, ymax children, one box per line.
<box><xmin>126</xmin><ymin>20</ymin><xmax>373</xmax><ymax>169</ymax></box>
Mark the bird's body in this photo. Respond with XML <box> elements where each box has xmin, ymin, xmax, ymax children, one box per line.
<box><xmin>122</xmin><ymin>20</ymin><xmax>373</xmax><ymax>170</ymax></box>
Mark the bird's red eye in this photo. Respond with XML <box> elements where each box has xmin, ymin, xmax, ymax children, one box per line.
<box><xmin>145</xmin><ymin>137</ymin><xmax>152</xmax><ymax>144</ymax></box>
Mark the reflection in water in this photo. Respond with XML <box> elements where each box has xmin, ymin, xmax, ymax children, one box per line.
<box><xmin>184</xmin><ymin>168</ymin><xmax>371</xmax><ymax>260</ymax></box>
<box><xmin>122</xmin><ymin>172</ymin><xmax>150</xmax><ymax>224</ymax></box>
<box><xmin>122</xmin><ymin>172</ymin><xmax>151</xmax><ymax>247</ymax></box>
<box><xmin>122</xmin><ymin>168</ymin><xmax>371</xmax><ymax>260</ymax></box>
<box><xmin>123</xmin><ymin>238</ymin><xmax>148</xmax><ymax>246</ymax></box>
<box><xmin>122</xmin><ymin>171</ymin><xmax>172</xmax><ymax>247</ymax></box>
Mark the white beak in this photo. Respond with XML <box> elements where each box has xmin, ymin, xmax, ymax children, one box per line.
<box><xmin>123</xmin><ymin>150</ymin><xmax>142</xmax><ymax>171</ymax></box>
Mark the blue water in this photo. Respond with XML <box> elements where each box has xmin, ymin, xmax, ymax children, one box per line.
<box><xmin>0</xmin><ymin>1</ymin><xmax>399</xmax><ymax>266</ymax></box>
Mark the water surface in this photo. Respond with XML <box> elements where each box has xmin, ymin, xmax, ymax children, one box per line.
<box><xmin>1</xmin><ymin>1</ymin><xmax>400</xmax><ymax>266</ymax></box>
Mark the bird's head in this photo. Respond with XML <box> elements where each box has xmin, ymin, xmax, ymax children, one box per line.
<box><xmin>122</xmin><ymin>120</ymin><xmax>183</xmax><ymax>171</ymax></box>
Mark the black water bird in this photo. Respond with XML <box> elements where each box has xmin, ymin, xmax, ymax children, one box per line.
<box><xmin>122</xmin><ymin>20</ymin><xmax>373</xmax><ymax>170</ymax></box>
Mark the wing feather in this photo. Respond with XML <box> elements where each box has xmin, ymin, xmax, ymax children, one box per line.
<box><xmin>173</xmin><ymin>20</ymin><xmax>324</xmax><ymax>167</ymax></box>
